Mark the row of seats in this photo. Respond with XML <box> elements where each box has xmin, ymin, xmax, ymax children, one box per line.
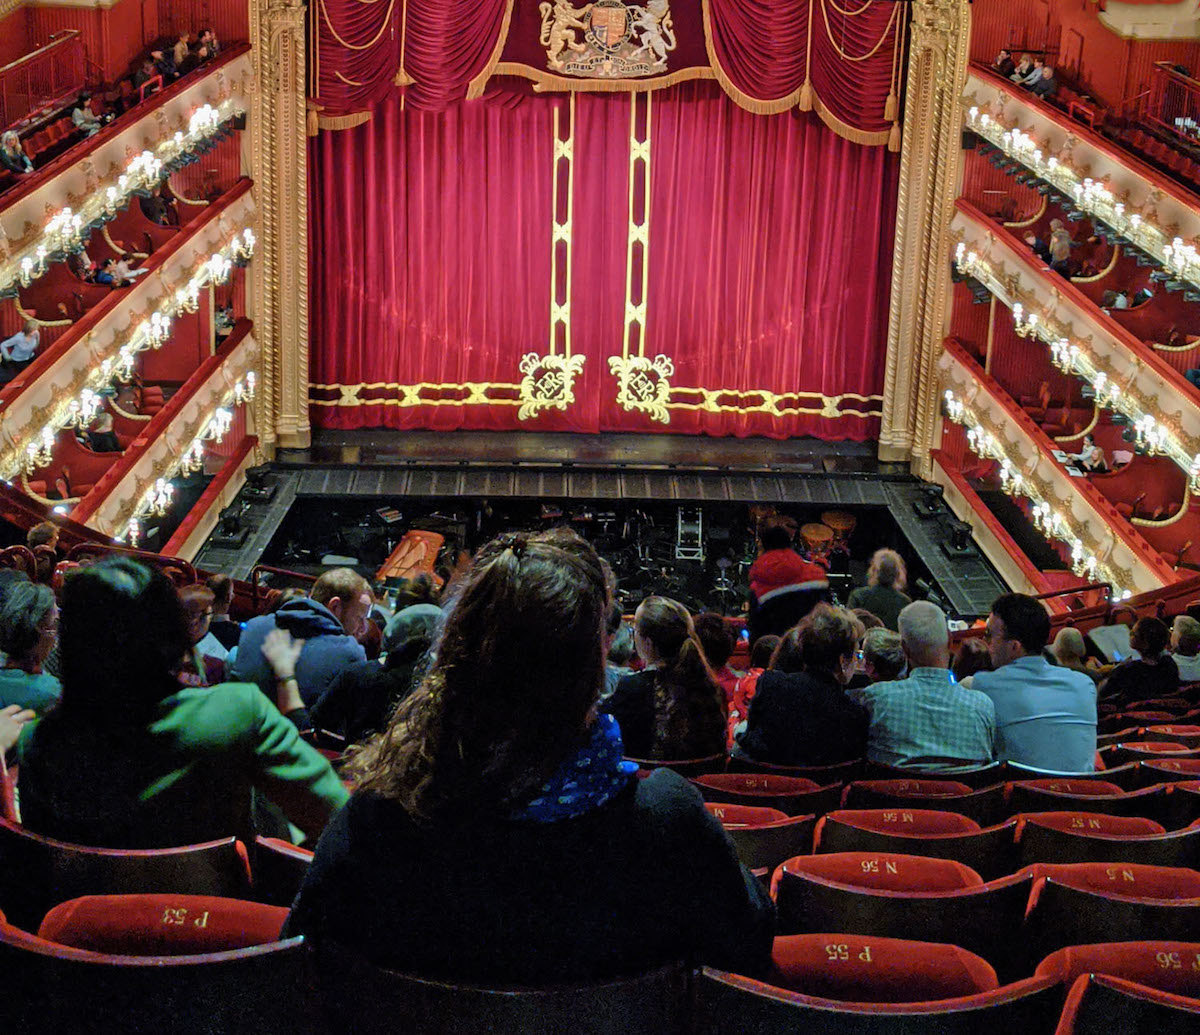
<box><xmin>1115</xmin><ymin>125</ymin><xmax>1200</xmax><ymax>192</ymax></box>
<box><xmin>2</xmin><ymin>888</ymin><xmax>1197</xmax><ymax>1032</ymax></box>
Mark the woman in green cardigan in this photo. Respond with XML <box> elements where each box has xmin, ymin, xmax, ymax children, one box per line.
<box><xmin>16</xmin><ymin>557</ymin><xmax>348</xmax><ymax>849</ymax></box>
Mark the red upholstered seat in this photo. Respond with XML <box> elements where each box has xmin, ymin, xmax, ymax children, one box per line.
<box><xmin>694</xmin><ymin>773</ymin><xmax>842</xmax><ymax>817</ymax></box>
<box><xmin>1007</xmin><ymin>760</ymin><xmax>1144</xmax><ymax>790</ymax></box>
<box><xmin>693</xmin><ymin>969</ymin><xmax>1061</xmax><ymax>1034</ymax></box>
<box><xmin>814</xmin><ymin>811</ymin><xmax>1019</xmax><ymax>881</ymax></box>
<box><xmin>1018</xmin><ymin>816</ymin><xmax>1200</xmax><ymax>868</ymax></box>
<box><xmin>38</xmin><ymin>894</ymin><xmax>288</xmax><ymax>955</ymax></box>
<box><xmin>1019</xmin><ymin>862</ymin><xmax>1200</xmax><ymax>900</ymax></box>
<box><xmin>626</xmin><ymin>752</ymin><xmax>725</xmax><ymax>777</ymax></box>
<box><xmin>251</xmin><ymin>836</ymin><xmax>313</xmax><ymax>907</ymax></box>
<box><xmin>1015</xmin><ymin>811</ymin><xmax>1166</xmax><ymax>837</ymax></box>
<box><xmin>1008</xmin><ymin>784</ymin><xmax>1168</xmax><ymax>824</ymax></box>
<box><xmin>819</xmin><ymin>809</ymin><xmax>980</xmax><ymax>836</ymax></box>
<box><xmin>1144</xmin><ymin>758</ymin><xmax>1200</xmax><ymax>780</ymax></box>
<box><xmin>704</xmin><ymin>802</ymin><xmax>788</xmax><ymax>826</ymax></box>
<box><xmin>768</xmin><ymin>934</ymin><xmax>998</xmax><ymax>1002</ymax></box>
<box><xmin>1012</xmin><ymin>779</ymin><xmax>1124</xmax><ymax>796</ymax></box>
<box><xmin>722</xmin><ymin>814</ymin><xmax>817</xmax><ymax>873</ymax></box>
<box><xmin>725</xmin><ymin>756</ymin><xmax>863</xmax><ymax>784</ymax></box>
<box><xmin>842</xmin><ymin>782</ymin><xmax>1007</xmax><ymax>826</ymax></box>
<box><xmin>775</xmin><ymin>852</ymin><xmax>983</xmax><ymax>895</ymax></box>
<box><xmin>1056</xmin><ymin>973</ymin><xmax>1200</xmax><ymax>1033</ymax></box>
<box><xmin>1037</xmin><ymin>942</ymin><xmax>1200</xmax><ymax>997</ymax></box>
<box><xmin>861</xmin><ymin>761</ymin><xmax>1005</xmax><ymax>789</ymax></box>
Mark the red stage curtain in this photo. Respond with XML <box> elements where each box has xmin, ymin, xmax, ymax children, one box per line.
<box><xmin>810</xmin><ymin>0</ymin><xmax>901</xmax><ymax>141</ymax></box>
<box><xmin>313</xmin><ymin>0</ymin><xmax>403</xmax><ymax>117</ymax></box>
<box><xmin>401</xmin><ymin>0</ymin><xmax>510</xmax><ymax>111</ymax></box>
<box><xmin>706</xmin><ymin>0</ymin><xmax>812</xmax><ymax>107</ymax></box>
<box><xmin>308</xmin><ymin>83</ymin><xmax>898</xmax><ymax>439</ymax></box>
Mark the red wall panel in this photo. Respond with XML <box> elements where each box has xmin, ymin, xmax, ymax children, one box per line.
<box><xmin>156</xmin><ymin>0</ymin><xmax>248</xmax><ymax>48</ymax></box>
<box><xmin>948</xmin><ymin>282</ymin><xmax>992</xmax><ymax>361</ymax></box>
<box><xmin>961</xmin><ymin>150</ymin><xmax>1043</xmax><ymax>223</ymax></box>
<box><xmin>169</xmin><ymin>133</ymin><xmax>244</xmax><ymax>201</ymax></box>
<box><xmin>141</xmin><ymin>305</ymin><xmax>208</xmax><ymax>383</ymax></box>
<box><xmin>986</xmin><ymin>305</ymin><xmax>1082</xmax><ymax>406</ymax></box>
<box><xmin>0</xmin><ymin>7</ymin><xmax>32</xmax><ymax>69</ymax></box>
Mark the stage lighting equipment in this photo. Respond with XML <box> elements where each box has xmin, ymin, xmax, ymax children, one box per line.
<box><xmin>912</xmin><ymin>483</ymin><xmax>945</xmax><ymax>519</ymax></box>
<box><xmin>915</xmin><ymin>577</ymin><xmax>951</xmax><ymax>613</ymax></box>
<box><xmin>212</xmin><ymin>504</ymin><xmax>249</xmax><ymax>548</ymax></box>
<box><xmin>939</xmin><ymin>517</ymin><xmax>977</xmax><ymax>558</ymax></box>
<box><xmin>241</xmin><ymin>463</ymin><xmax>277</xmax><ymax>502</ymax></box>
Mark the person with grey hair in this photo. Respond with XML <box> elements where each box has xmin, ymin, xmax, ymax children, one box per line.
<box><xmin>1051</xmin><ymin>627</ymin><xmax>1100</xmax><ymax>685</ymax></box>
<box><xmin>861</xmin><ymin>627</ymin><xmax>905</xmax><ymax>683</ymax></box>
<box><xmin>0</xmin><ymin>582</ymin><xmax>61</xmax><ymax>713</ymax></box>
<box><xmin>1169</xmin><ymin>615</ymin><xmax>1200</xmax><ymax>683</ymax></box>
<box><xmin>847</xmin><ymin>549</ymin><xmax>911</xmax><ymax>631</ymax></box>
<box><xmin>849</xmin><ymin>601</ymin><xmax>995</xmax><ymax>771</ymax></box>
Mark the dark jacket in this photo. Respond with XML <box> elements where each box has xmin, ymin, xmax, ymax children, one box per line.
<box><xmin>231</xmin><ymin>598</ymin><xmax>367</xmax><ymax>708</ymax></box>
<box><xmin>736</xmin><ymin>669</ymin><xmax>869</xmax><ymax>766</ymax></box>
<box><xmin>1100</xmin><ymin>655</ymin><xmax>1180</xmax><ymax>705</ymax></box>
<box><xmin>846</xmin><ymin>584</ymin><xmax>912</xmax><ymax>631</ymax></box>
<box><xmin>285</xmin><ymin>769</ymin><xmax>774</xmax><ymax>983</ymax></box>
<box><xmin>311</xmin><ymin>659</ymin><xmax>422</xmax><ymax>743</ymax></box>
<box><xmin>606</xmin><ymin>669</ymin><xmax>726</xmax><ymax>761</ymax></box>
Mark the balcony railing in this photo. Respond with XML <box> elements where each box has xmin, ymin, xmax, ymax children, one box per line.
<box><xmin>0</xmin><ymin>32</ymin><xmax>86</xmax><ymax>130</ymax></box>
<box><xmin>1148</xmin><ymin>61</ymin><xmax>1200</xmax><ymax>149</ymax></box>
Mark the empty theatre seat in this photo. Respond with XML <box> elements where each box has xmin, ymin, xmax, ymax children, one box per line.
<box><xmin>842</xmin><ymin>780</ymin><xmax>1007</xmax><ymax>826</ymax></box>
<box><xmin>310</xmin><ymin>940</ymin><xmax>691</xmax><ymax>1035</ymax></box>
<box><xmin>693</xmin><ymin>969</ymin><xmax>1061</xmax><ymax>1034</ymax></box>
<box><xmin>1164</xmin><ymin>782</ymin><xmax>1200</xmax><ymax>831</ymax></box>
<box><xmin>1143</xmin><ymin>759</ymin><xmax>1200</xmax><ymax>782</ymax></box>
<box><xmin>1037</xmin><ymin>941</ymin><xmax>1200</xmax><ymax>998</ymax></box>
<box><xmin>1144</xmin><ymin>726</ymin><xmax>1200</xmax><ymax>748</ymax></box>
<box><xmin>861</xmin><ymin>761</ymin><xmax>1006</xmax><ymax>790</ymax></box>
<box><xmin>1022</xmin><ymin>872</ymin><xmax>1200</xmax><ymax>964</ymax></box>
<box><xmin>769</xmin><ymin>934</ymin><xmax>997</xmax><ymax>1002</ymax></box>
<box><xmin>1008</xmin><ymin>783</ymin><xmax>1168</xmax><ymax>824</ymax></box>
<box><xmin>0</xmin><ymin>818</ymin><xmax>253</xmax><ymax>931</ymax></box>
<box><xmin>37</xmin><ymin>895</ymin><xmax>288</xmax><ymax>955</ymax></box>
<box><xmin>774</xmin><ymin>852</ymin><xmax>983</xmax><ymax>895</ymax></box>
<box><xmin>694</xmin><ymin>773</ymin><xmax>843</xmax><ymax>816</ymax></box>
<box><xmin>704</xmin><ymin>802</ymin><xmax>788</xmax><ymax>826</ymax></box>
<box><xmin>1006</xmin><ymin>761</ymin><xmax>1143</xmax><ymax>790</ymax></box>
<box><xmin>726</xmin><ymin>757</ymin><xmax>863</xmax><ymax>784</ymax></box>
<box><xmin>0</xmin><ymin>918</ymin><xmax>313</xmax><ymax>1035</ymax></box>
<box><xmin>707</xmin><ymin>807</ymin><xmax>816</xmax><ymax>872</ymax></box>
<box><xmin>773</xmin><ymin>857</ymin><xmax>1032</xmax><ymax>977</ymax></box>
<box><xmin>252</xmin><ymin>836</ymin><xmax>314</xmax><ymax>908</ymax></box>
<box><xmin>814</xmin><ymin>810</ymin><xmax>1019</xmax><ymax>880</ymax></box>
<box><xmin>626</xmin><ymin>753</ymin><xmax>726</xmax><ymax>778</ymax></box>
<box><xmin>1056</xmin><ymin>973</ymin><xmax>1200</xmax><ymax>1033</ymax></box>
<box><xmin>1017</xmin><ymin>817</ymin><xmax>1200</xmax><ymax>868</ymax></box>
<box><xmin>1111</xmin><ymin>742</ymin><xmax>1200</xmax><ymax>767</ymax></box>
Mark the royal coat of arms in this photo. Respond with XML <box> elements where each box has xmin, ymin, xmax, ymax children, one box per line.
<box><xmin>539</xmin><ymin>0</ymin><xmax>677</xmax><ymax>79</ymax></box>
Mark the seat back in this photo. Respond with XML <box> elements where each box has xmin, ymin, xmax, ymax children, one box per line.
<box><xmin>1008</xmin><ymin>784</ymin><xmax>1168</xmax><ymax>824</ymax></box>
<box><xmin>843</xmin><ymin>781</ymin><xmax>1007</xmax><ymax>827</ymax></box>
<box><xmin>726</xmin><ymin>757</ymin><xmax>863</xmax><ymax>784</ymax></box>
<box><xmin>694</xmin><ymin>773</ymin><xmax>841</xmax><ymax>817</ymax></box>
<box><xmin>815</xmin><ymin>812</ymin><xmax>1019</xmax><ymax>881</ymax></box>
<box><xmin>1017</xmin><ymin>818</ymin><xmax>1200</xmax><ymax>868</ymax></box>
<box><xmin>0</xmin><ymin>818</ymin><xmax>251</xmax><ymax>930</ymax></box>
<box><xmin>0</xmin><ymin>923</ymin><xmax>315</xmax><ymax>1035</ymax></box>
<box><xmin>704</xmin><ymin>802</ymin><xmax>788</xmax><ymax>826</ymax></box>
<box><xmin>311</xmin><ymin>940</ymin><xmax>691</xmax><ymax>1035</ymax></box>
<box><xmin>1037</xmin><ymin>941</ymin><xmax>1200</xmax><ymax>998</ymax></box>
<box><xmin>723</xmin><ymin>815</ymin><xmax>816</xmax><ymax>873</ymax></box>
<box><xmin>693</xmin><ymin>969</ymin><xmax>1061</xmax><ymax>1034</ymax></box>
<box><xmin>769</xmin><ymin>933</ymin><xmax>997</xmax><ymax>1002</ymax></box>
<box><xmin>1056</xmin><ymin>973</ymin><xmax>1200</xmax><ymax>1033</ymax></box>
<box><xmin>626</xmin><ymin>754</ymin><xmax>726</xmax><ymax>778</ymax></box>
<box><xmin>251</xmin><ymin>836</ymin><xmax>314</xmax><ymax>907</ymax></box>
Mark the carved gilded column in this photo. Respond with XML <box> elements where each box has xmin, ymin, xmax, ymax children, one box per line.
<box><xmin>878</xmin><ymin>0</ymin><xmax>971</xmax><ymax>473</ymax></box>
<box><xmin>250</xmin><ymin>0</ymin><xmax>310</xmax><ymax>450</ymax></box>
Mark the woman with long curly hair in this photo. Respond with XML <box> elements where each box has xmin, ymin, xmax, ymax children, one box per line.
<box><xmin>606</xmin><ymin>596</ymin><xmax>727</xmax><ymax>760</ymax></box>
<box><xmin>286</xmin><ymin>530</ymin><xmax>772</xmax><ymax>982</ymax></box>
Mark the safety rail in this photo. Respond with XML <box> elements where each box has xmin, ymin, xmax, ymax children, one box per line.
<box><xmin>1148</xmin><ymin>61</ymin><xmax>1200</xmax><ymax>149</ymax></box>
<box><xmin>250</xmin><ymin>565</ymin><xmax>317</xmax><ymax>610</ymax></box>
<box><xmin>0</xmin><ymin>31</ymin><xmax>85</xmax><ymax>131</ymax></box>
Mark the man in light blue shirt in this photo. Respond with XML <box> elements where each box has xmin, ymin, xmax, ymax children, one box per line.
<box><xmin>972</xmin><ymin>593</ymin><xmax>1096</xmax><ymax>773</ymax></box>
<box><xmin>851</xmin><ymin>601</ymin><xmax>995</xmax><ymax>771</ymax></box>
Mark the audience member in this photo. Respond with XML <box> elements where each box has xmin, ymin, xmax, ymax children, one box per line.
<box><xmin>285</xmin><ymin>529</ymin><xmax>774</xmax><ymax>982</ymax></box>
<box><xmin>1170</xmin><ymin>615</ymin><xmax>1200</xmax><ymax>682</ymax></box>
<box><xmin>952</xmin><ymin>637</ymin><xmax>992</xmax><ymax>683</ymax></box>
<box><xmin>1024</xmin><ymin>231</ymin><xmax>1052</xmax><ymax>265</ymax></box>
<box><xmin>1048</xmin><ymin>218</ymin><xmax>1074</xmax><ymax>274</ymax></box>
<box><xmin>607</xmin><ymin>596</ymin><xmax>727</xmax><ymax>760</ymax></box>
<box><xmin>1030</xmin><ymin>64</ymin><xmax>1058</xmax><ymax>99</ymax></box>
<box><xmin>151</xmin><ymin>49</ymin><xmax>176</xmax><ymax>80</ymax></box>
<box><xmin>735</xmin><ymin>605</ymin><xmax>868</xmax><ymax>766</ymax></box>
<box><xmin>0</xmin><ymin>703</ymin><xmax>34</xmax><ymax>754</ymax></box>
<box><xmin>992</xmin><ymin>49</ymin><xmax>1016</xmax><ymax>78</ymax></box>
<box><xmin>847</xmin><ymin>548</ymin><xmax>911</xmax><ymax>630</ymax></box>
<box><xmin>199</xmin><ymin>27</ymin><xmax>220</xmax><ymax>56</ymax></box>
<box><xmin>0</xmin><ymin>319</ymin><xmax>40</xmax><ymax>379</ymax></box>
<box><xmin>172</xmin><ymin>33</ymin><xmax>192</xmax><ymax>69</ymax></box>
<box><xmin>1009</xmin><ymin>53</ymin><xmax>1035</xmax><ymax>82</ymax></box>
<box><xmin>1071</xmin><ymin>434</ymin><xmax>1107</xmax><ymax>473</ymax></box>
<box><xmin>215</xmin><ymin>302</ymin><xmax>236</xmax><ymax>340</ymax></box>
<box><xmin>16</xmin><ymin>558</ymin><xmax>348</xmax><ymax>847</ymax></box>
<box><xmin>1099</xmin><ymin>617</ymin><xmax>1179</xmax><ymax>701</ymax></box>
<box><xmin>726</xmin><ymin>634</ymin><xmax>778</xmax><ymax>749</ymax></box>
<box><xmin>693</xmin><ymin>612</ymin><xmax>739</xmax><ymax>708</ymax></box>
<box><xmin>178</xmin><ymin>43</ymin><xmax>209</xmax><ymax>76</ymax></box>
<box><xmin>133</xmin><ymin>58</ymin><xmax>158</xmax><ymax>89</ymax></box>
<box><xmin>1021</xmin><ymin>57</ymin><xmax>1045</xmax><ymax>87</ymax></box>
<box><xmin>1102</xmin><ymin>289</ymin><xmax>1129</xmax><ymax>310</ymax></box>
<box><xmin>970</xmin><ymin>593</ymin><xmax>1097</xmax><ymax>772</ymax></box>
<box><xmin>0</xmin><ymin>130</ymin><xmax>33</xmax><ymax>175</ymax></box>
<box><xmin>603</xmin><ymin>607</ymin><xmax>635</xmax><ymax>700</ymax></box>
<box><xmin>176</xmin><ymin>583</ymin><xmax>227</xmax><ymax>686</ymax></box>
<box><xmin>26</xmin><ymin>520</ymin><xmax>59</xmax><ymax>583</ymax></box>
<box><xmin>747</xmin><ymin>516</ymin><xmax>830</xmax><ymax>635</ymax></box>
<box><xmin>141</xmin><ymin>185</ymin><xmax>173</xmax><ymax>225</ymax></box>
<box><xmin>0</xmin><ymin>583</ymin><xmax>60</xmax><ymax>714</ymax></box>
<box><xmin>863</xmin><ymin>627</ymin><xmax>906</xmax><ymax>683</ymax></box>
<box><xmin>231</xmin><ymin>567</ymin><xmax>371</xmax><ymax>707</ymax></box>
<box><xmin>1051</xmin><ymin>627</ymin><xmax>1101</xmax><ymax>684</ymax></box>
<box><xmin>71</xmin><ymin>93</ymin><xmax>103</xmax><ymax>137</ymax></box>
<box><xmin>85</xmin><ymin>412</ymin><xmax>122</xmax><ymax>453</ymax></box>
<box><xmin>311</xmin><ymin>602</ymin><xmax>440</xmax><ymax>742</ymax></box>
<box><xmin>852</xmin><ymin>608</ymin><xmax>883</xmax><ymax>632</ymax></box>
<box><xmin>206</xmin><ymin>573</ymin><xmax>241</xmax><ymax>650</ymax></box>
<box><xmin>851</xmin><ymin>601</ymin><xmax>995</xmax><ymax>771</ymax></box>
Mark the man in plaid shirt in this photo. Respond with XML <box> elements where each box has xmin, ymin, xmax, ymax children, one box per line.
<box><xmin>850</xmin><ymin>601</ymin><xmax>996</xmax><ymax>771</ymax></box>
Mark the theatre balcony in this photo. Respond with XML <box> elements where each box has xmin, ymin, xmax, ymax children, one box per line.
<box><xmin>936</xmin><ymin>340</ymin><xmax>1178</xmax><ymax>603</ymax></box>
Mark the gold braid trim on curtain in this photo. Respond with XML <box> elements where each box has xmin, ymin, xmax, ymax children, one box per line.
<box><xmin>319</xmin><ymin>0</ymin><xmax>397</xmax><ymax>49</ymax></box>
<box><xmin>317</xmin><ymin>111</ymin><xmax>374</xmax><ymax>131</ymax></box>
<box><xmin>813</xmin><ymin>93</ymin><xmax>894</xmax><ymax>147</ymax></box>
<box><xmin>335</xmin><ymin>71</ymin><xmax>367</xmax><ymax>86</ymax></box>
<box><xmin>700</xmin><ymin>0</ymin><xmax>806</xmax><ymax>115</ymax></box>
<box><xmin>466</xmin><ymin>0</ymin><xmax>517</xmax><ymax>99</ymax></box>
<box><xmin>490</xmin><ymin>63</ymin><xmax>717</xmax><ymax>96</ymax></box>
<box><xmin>818</xmin><ymin>0</ymin><xmax>900</xmax><ymax>62</ymax></box>
<box><xmin>395</xmin><ymin>0</ymin><xmax>414</xmax><ymax>86</ymax></box>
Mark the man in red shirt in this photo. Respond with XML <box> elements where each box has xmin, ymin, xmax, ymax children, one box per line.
<box><xmin>747</xmin><ymin>517</ymin><xmax>831</xmax><ymax>639</ymax></box>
